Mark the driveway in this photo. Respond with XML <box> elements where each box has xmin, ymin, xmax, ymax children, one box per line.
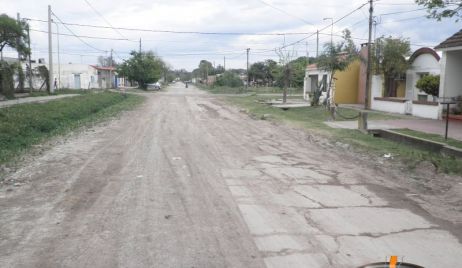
<box><xmin>1</xmin><ymin>82</ymin><xmax>461</xmax><ymax>267</ymax></box>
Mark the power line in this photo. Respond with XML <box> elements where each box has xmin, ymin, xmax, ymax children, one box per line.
<box><xmin>261</xmin><ymin>1</ymin><xmax>370</xmax><ymax>53</ymax></box>
<box><xmin>23</xmin><ymin>18</ymin><xmax>315</xmax><ymax>36</ymax></box>
<box><xmin>83</xmin><ymin>0</ymin><xmax>129</xmax><ymax>40</ymax></box>
<box><xmin>379</xmin><ymin>7</ymin><xmax>427</xmax><ymax>16</ymax></box>
<box><xmin>51</xmin><ymin>12</ymin><xmax>107</xmax><ymax>52</ymax></box>
<box><xmin>255</xmin><ymin>0</ymin><xmax>314</xmax><ymax>26</ymax></box>
<box><xmin>30</xmin><ymin>29</ymin><xmax>137</xmax><ymax>41</ymax></box>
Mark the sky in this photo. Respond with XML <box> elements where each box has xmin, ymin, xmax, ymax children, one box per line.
<box><xmin>1</xmin><ymin>0</ymin><xmax>461</xmax><ymax>71</ymax></box>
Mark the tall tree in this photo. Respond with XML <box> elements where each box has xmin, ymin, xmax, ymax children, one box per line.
<box><xmin>0</xmin><ymin>14</ymin><xmax>30</xmax><ymax>96</ymax></box>
<box><xmin>198</xmin><ymin>60</ymin><xmax>214</xmax><ymax>80</ymax></box>
<box><xmin>0</xmin><ymin>14</ymin><xmax>29</xmax><ymax>57</ymax></box>
<box><xmin>416</xmin><ymin>0</ymin><xmax>462</xmax><ymax>21</ymax></box>
<box><xmin>374</xmin><ymin>37</ymin><xmax>411</xmax><ymax>97</ymax></box>
<box><xmin>117</xmin><ymin>51</ymin><xmax>165</xmax><ymax>89</ymax></box>
<box><xmin>248</xmin><ymin>62</ymin><xmax>266</xmax><ymax>84</ymax></box>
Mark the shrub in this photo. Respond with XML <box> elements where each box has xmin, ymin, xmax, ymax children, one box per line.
<box><xmin>415</xmin><ymin>74</ymin><xmax>440</xmax><ymax>97</ymax></box>
<box><xmin>215</xmin><ymin>71</ymin><xmax>244</xmax><ymax>87</ymax></box>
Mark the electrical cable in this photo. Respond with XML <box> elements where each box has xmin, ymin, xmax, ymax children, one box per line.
<box><xmin>51</xmin><ymin>12</ymin><xmax>107</xmax><ymax>52</ymax></box>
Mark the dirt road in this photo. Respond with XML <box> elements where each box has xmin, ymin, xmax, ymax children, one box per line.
<box><xmin>1</xmin><ymin>83</ymin><xmax>461</xmax><ymax>267</ymax></box>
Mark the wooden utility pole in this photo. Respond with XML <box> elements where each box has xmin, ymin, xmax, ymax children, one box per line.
<box><xmin>139</xmin><ymin>38</ymin><xmax>142</xmax><ymax>53</ymax></box>
<box><xmin>55</xmin><ymin>21</ymin><xmax>61</xmax><ymax>90</ymax></box>
<box><xmin>26</xmin><ymin>22</ymin><xmax>33</xmax><ymax>90</ymax></box>
<box><xmin>316</xmin><ymin>30</ymin><xmax>319</xmax><ymax>58</ymax></box>
<box><xmin>364</xmin><ymin>0</ymin><xmax>373</xmax><ymax>109</ymax></box>
<box><xmin>16</xmin><ymin>13</ymin><xmax>24</xmax><ymax>91</ymax></box>
<box><xmin>48</xmin><ymin>5</ymin><xmax>54</xmax><ymax>93</ymax></box>
<box><xmin>223</xmin><ymin>56</ymin><xmax>226</xmax><ymax>71</ymax></box>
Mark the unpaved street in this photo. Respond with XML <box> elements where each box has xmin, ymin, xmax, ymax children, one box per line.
<box><xmin>1</xmin><ymin>83</ymin><xmax>461</xmax><ymax>267</ymax></box>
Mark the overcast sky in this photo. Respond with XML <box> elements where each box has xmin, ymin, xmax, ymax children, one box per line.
<box><xmin>1</xmin><ymin>0</ymin><xmax>460</xmax><ymax>71</ymax></box>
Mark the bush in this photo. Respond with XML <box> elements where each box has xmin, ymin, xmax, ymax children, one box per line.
<box><xmin>415</xmin><ymin>74</ymin><xmax>440</xmax><ymax>97</ymax></box>
<box><xmin>215</xmin><ymin>71</ymin><xmax>243</xmax><ymax>87</ymax></box>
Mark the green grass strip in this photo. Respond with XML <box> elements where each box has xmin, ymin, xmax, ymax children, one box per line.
<box><xmin>0</xmin><ymin>92</ymin><xmax>144</xmax><ymax>164</ymax></box>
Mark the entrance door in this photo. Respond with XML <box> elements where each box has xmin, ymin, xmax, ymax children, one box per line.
<box><xmin>74</xmin><ymin>74</ymin><xmax>81</xmax><ymax>89</ymax></box>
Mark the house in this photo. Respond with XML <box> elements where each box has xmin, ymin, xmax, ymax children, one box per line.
<box><xmin>371</xmin><ymin>47</ymin><xmax>442</xmax><ymax>119</ymax></box>
<box><xmin>21</xmin><ymin>62</ymin><xmax>117</xmax><ymax>90</ymax></box>
<box><xmin>405</xmin><ymin>47</ymin><xmax>441</xmax><ymax>102</ymax></box>
<box><xmin>303</xmin><ymin>45</ymin><xmax>366</xmax><ymax>105</ymax></box>
<box><xmin>89</xmin><ymin>65</ymin><xmax>116</xmax><ymax>89</ymax></box>
<box><xmin>435</xmin><ymin>29</ymin><xmax>462</xmax><ymax>115</ymax></box>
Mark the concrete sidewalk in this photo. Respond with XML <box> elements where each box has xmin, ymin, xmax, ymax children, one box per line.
<box><xmin>326</xmin><ymin>118</ymin><xmax>462</xmax><ymax>141</ymax></box>
<box><xmin>0</xmin><ymin>94</ymin><xmax>80</xmax><ymax>108</ymax></box>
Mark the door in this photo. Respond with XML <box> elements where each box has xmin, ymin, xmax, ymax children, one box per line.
<box><xmin>74</xmin><ymin>74</ymin><xmax>81</xmax><ymax>89</ymax></box>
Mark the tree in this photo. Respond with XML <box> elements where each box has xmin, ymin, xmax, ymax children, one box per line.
<box><xmin>97</xmin><ymin>56</ymin><xmax>114</xmax><ymax>67</ymax></box>
<box><xmin>249</xmin><ymin>62</ymin><xmax>266</xmax><ymax>84</ymax></box>
<box><xmin>416</xmin><ymin>0</ymin><xmax>462</xmax><ymax>21</ymax></box>
<box><xmin>275</xmin><ymin>48</ymin><xmax>297</xmax><ymax>103</ymax></box>
<box><xmin>317</xmin><ymin>29</ymin><xmax>358</xmax><ymax>106</ymax></box>
<box><xmin>198</xmin><ymin>60</ymin><xmax>213</xmax><ymax>80</ymax></box>
<box><xmin>374</xmin><ymin>37</ymin><xmax>411</xmax><ymax>97</ymax></box>
<box><xmin>416</xmin><ymin>74</ymin><xmax>440</xmax><ymax>97</ymax></box>
<box><xmin>0</xmin><ymin>14</ymin><xmax>30</xmax><ymax>95</ymax></box>
<box><xmin>289</xmin><ymin>56</ymin><xmax>309</xmax><ymax>88</ymax></box>
<box><xmin>117</xmin><ymin>51</ymin><xmax>164</xmax><ymax>89</ymax></box>
<box><xmin>0</xmin><ymin>14</ymin><xmax>29</xmax><ymax>57</ymax></box>
<box><xmin>215</xmin><ymin>71</ymin><xmax>244</xmax><ymax>87</ymax></box>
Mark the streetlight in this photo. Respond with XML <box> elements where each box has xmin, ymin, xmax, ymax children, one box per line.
<box><xmin>323</xmin><ymin>17</ymin><xmax>333</xmax><ymax>48</ymax></box>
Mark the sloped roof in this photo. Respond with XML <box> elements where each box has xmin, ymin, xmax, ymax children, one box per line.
<box><xmin>435</xmin><ymin>29</ymin><xmax>462</xmax><ymax>50</ymax></box>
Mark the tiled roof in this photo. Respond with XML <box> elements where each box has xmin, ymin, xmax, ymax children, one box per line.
<box><xmin>435</xmin><ymin>29</ymin><xmax>462</xmax><ymax>50</ymax></box>
<box><xmin>90</xmin><ymin>65</ymin><xmax>116</xmax><ymax>71</ymax></box>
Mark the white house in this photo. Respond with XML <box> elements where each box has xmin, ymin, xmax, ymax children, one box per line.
<box><xmin>303</xmin><ymin>64</ymin><xmax>329</xmax><ymax>100</ymax></box>
<box><xmin>435</xmin><ymin>29</ymin><xmax>462</xmax><ymax>115</ymax></box>
<box><xmin>371</xmin><ymin>47</ymin><xmax>442</xmax><ymax>119</ymax></box>
<box><xmin>405</xmin><ymin>48</ymin><xmax>441</xmax><ymax>101</ymax></box>
<box><xmin>24</xmin><ymin>63</ymin><xmax>116</xmax><ymax>90</ymax></box>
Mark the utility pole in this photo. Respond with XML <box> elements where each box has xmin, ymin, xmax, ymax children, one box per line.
<box><xmin>55</xmin><ymin>21</ymin><xmax>61</xmax><ymax>90</ymax></box>
<box><xmin>48</xmin><ymin>5</ymin><xmax>54</xmax><ymax>93</ymax></box>
<box><xmin>16</xmin><ymin>13</ymin><xmax>24</xmax><ymax>91</ymax></box>
<box><xmin>223</xmin><ymin>56</ymin><xmax>226</xmax><ymax>71</ymax></box>
<box><xmin>26</xmin><ymin>21</ymin><xmax>33</xmax><ymax>90</ymax></box>
<box><xmin>316</xmin><ymin>30</ymin><xmax>319</xmax><ymax>58</ymax></box>
<box><xmin>246</xmin><ymin>48</ymin><xmax>250</xmax><ymax>88</ymax></box>
<box><xmin>365</xmin><ymin>0</ymin><xmax>373</xmax><ymax>109</ymax></box>
<box><xmin>139</xmin><ymin>38</ymin><xmax>142</xmax><ymax>53</ymax></box>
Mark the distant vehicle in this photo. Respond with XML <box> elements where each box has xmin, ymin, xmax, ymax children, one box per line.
<box><xmin>147</xmin><ymin>82</ymin><xmax>161</xmax><ymax>90</ymax></box>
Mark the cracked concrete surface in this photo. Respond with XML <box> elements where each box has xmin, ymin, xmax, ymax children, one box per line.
<box><xmin>0</xmin><ymin>83</ymin><xmax>461</xmax><ymax>267</ymax></box>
